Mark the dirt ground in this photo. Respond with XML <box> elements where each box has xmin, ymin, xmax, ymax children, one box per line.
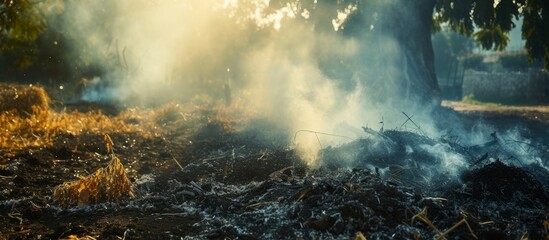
<box><xmin>1</xmin><ymin>101</ymin><xmax>549</xmax><ymax>239</ymax></box>
<box><xmin>443</xmin><ymin>100</ymin><xmax>549</xmax><ymax>123</ymax></box>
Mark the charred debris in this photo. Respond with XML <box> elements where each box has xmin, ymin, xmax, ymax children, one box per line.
<box><xmin>1</xmin><ymin>106</ymin><xmax>549</xmax><ymax>239</ymax></box>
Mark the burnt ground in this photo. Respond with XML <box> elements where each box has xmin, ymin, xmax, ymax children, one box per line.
<box><xmin>1</xmin><ymin>103</ymin><xmax>549</xmax><ymax>239</ymax></box>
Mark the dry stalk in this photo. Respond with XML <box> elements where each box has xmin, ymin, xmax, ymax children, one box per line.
<box><xmin>52</xmin><ymin>135</ymin><xmax>134</xmax><ymax>208</ymax></box>
<box><xmin>435</xmin><ymin>218</ymin><xmax>478</xmax><ymax>240</ymax></box>
<box><xmin>294</xmin><ymin>186</ymin><xmax>313</xmax><ymax>202</ymax></box>
<box><xmin>52</xmin><ymin>154</ymin><xmax>135</xmax><ymax>208</ymax></box>
<box><xmin>421</xmin><ymin>197</ymin><xmax>448</xmax><ymax>202</ymax></box>
<box><xmin>59</xmin><ymin>235</ymin><xmax>97</xmax><ymax>240</ymax></box>
<box><xmin>172</xmin><ymin>157</ymin><xmax>185</xmax><ymax>171</ymax></box>
<box><xmin>245</xmin><ymin>201</ymin><xmax>279</xmax><ymax>209</ymax></box>
<box><xmin>0</xmin><ymin>106</ymin><xmax>150</xmax><ymax>154</ymax></box>
<box><xmin>412</xmin><ymin>208</ymin><xmax>478</xmax><ymax>240</ymax></box>
<box><xmin>411</xmin><ymin>207</ymin><xmax>446</xmax><ymax>239</ymax></box>
<box><xmin>519</xmin><ymin>231</ymin><xmax>529</xmax><ymax>240</ymax></box>
<box><xmin>355</xmin><ymin>231</ymin><xmax>367</xmax><ymax>240</ymax></box>
<box><xmin>544</xmin><ymin>220</ymin><xmax>549</xmax><ymax>240</ymax></box>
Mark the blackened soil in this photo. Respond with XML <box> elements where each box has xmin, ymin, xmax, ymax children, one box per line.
<box><xmin>1</xmin><ymin>108</ymin><xmax>549</xmax><ymax>239</ymax></box>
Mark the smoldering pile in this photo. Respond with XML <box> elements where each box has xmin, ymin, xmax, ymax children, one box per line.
<box><xmin>2</xmin><ymin>115</ymin><xmax>548</xmax><ymax>239</ymax></box>
<box><xmin>320</xmin><ymin>127</ymin><xmax>549</xmax><ymax>192</ymax></box>
<box><xmin>122</xmin><ymin>127</ymin><xmax>549</xmax><ymax>239</ymax></box>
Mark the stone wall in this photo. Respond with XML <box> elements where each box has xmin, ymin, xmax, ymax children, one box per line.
<box><xmin>462</xmin><ymin>69</ymin><xmax>549</xmax><ymax>104</ymax></box>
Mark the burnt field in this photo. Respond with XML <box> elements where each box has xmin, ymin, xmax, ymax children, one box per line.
<box><xmin>1</xmin><ymin>94</ymin><xmax>549</xmax><ymax>239</ymax></box>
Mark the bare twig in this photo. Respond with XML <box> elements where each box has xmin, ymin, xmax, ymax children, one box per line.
<box><xmin>411</xmin><ymin>208</ymin><xmax>446</xmax><ymax>239</ymax></box>
<box><xmin>412</xmin><ymin>208</ymin><xmax>479</xmax><ymax>240</ymax></box>
<box><xmin>401</xmin><ymin>112</ymin><xmax>427</xmax><ymax>136</ymax></box>
<box><xmin>421</xmin><ymin>197</ymin><xmax>448</xmax><ymax>202</ymax></box>
<box><xmin>412</xmin><ymin>208</ymin><xmax>445</xmax><ymax>236</ymax></box>
<box><xmin>435</xmin><ymin>218</ymin><xmax>478</xmax><ymax>240</ymax></box>
<box><xmin>519</xmin><ymin>231</ymin><xmax>528</xmax><ymax>240</ymax></box>
<box><xmin>8</xmin><ymin>213</ymin><xmax>23</xmax><ymax>225</ymax></box>
<box><xmin>355</xmin><ymin>231</ymin><xmax>367</xmax><ymax>240</ymax></box>
<box><xmin>122</xmin><ymin>46</ymin><xmax>129</xmax><ymax>73</ymax></box>
<box><xmin>293</xmin><ymin>130</ymin><xmax>353</xmax><ymax>147</ymax></box>
<box><xmin>245</xmin><ymin>201</ymin><xmax>279</xmax><ymax>209</ymax></box>
<box><xmin>171</xmin><ymin>157</ymin><xmax>185</xmax><ymax>171</ymax></box>
<box><xmin>122</xmin><ymin>229</ymin><xmax>129</xmax><ymax>240</ymax></box>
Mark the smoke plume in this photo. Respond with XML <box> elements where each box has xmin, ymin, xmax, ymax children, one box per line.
<box><xmin>50</xmin><ymin>0</ymin><xmax>548</xmax><ymax>173</ymax></box>
<box><xmin>52</xmin><ymin>0</ymin><xmax>391</xmax><ymax>162</ymax></box>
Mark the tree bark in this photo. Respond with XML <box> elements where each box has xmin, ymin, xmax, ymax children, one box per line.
<box><xmin>358</xmin><ymin>0</ymin><xmax>440</xmax><ymax>110</ymax></box>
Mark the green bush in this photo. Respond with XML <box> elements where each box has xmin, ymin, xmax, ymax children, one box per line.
<box><xmin>462</xmin><ymin>94</ymin><xmax>502</xmax><ymax>106</ymax></box>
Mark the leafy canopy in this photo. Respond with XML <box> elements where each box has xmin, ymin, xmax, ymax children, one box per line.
<box><xmin>235</xmin><ymin>0</ymin><xmax>549</xmax><ymax>69</ymax></box>
<box><xmin>1</xmin><ymin>0</ymin><xmax>548</xmax><ymax>69</ymax></box>
<box><xmin>433</xmin><ymin>0</ymin><xmax>549</xmax><ymax>68</ymax></box>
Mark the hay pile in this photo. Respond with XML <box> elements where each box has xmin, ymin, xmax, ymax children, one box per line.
<box><xmin>53</xmin><ymin>154</ymin><xmax>135</xmax><ymax>208</ymax></box>
<box><xmin>53</xmin><ymin>135</ymin><xmax>135</xmax><ymax>208</ymax></box>
<box><xmin>0</xmin><ymin>85</ymin><xmax>150</xmax><ymax>154</ymax></box>
<box><xmin>0</xmin><ymin>83</ymin><xmax>49</xmax><ymax>115</ymax></box>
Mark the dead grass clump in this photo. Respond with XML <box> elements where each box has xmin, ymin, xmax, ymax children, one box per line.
<box><xmin>151</xmin><ymin>102</ymin><xmax>186</xmax><ymax>125</ymax></box>
<box><xmin>0</xmin><ymin>101</ymin><xmax>154</xmax><ymax>155</ymax></box>
<box><xmin>0</xmin><ymin>90</ymin><xmax>255</xmax><ymax>155</ymax></box>
<box><xmin>52</xmin><ymin>154</ymin><xmax>134</xmax><ymax>208</ymax></box>
<box><xmin>0</xmin><ymin>109</ymin><xmax>149</xmax><ymax>154</ymax></box>
<box><xmin>120</xmin><ymin>99</ymin><xmax>256</xmax><ymax>136</ymax></box>
<box><xmin>0</xmin><ymin>83</ymin><xmax>49</xmax><ymax>116</ymax></box>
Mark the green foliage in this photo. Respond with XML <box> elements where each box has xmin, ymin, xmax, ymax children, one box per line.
<box><xmin>462</xmin><ymin>94</ymin><xmax>502</xmax><ymax>106</ymax></box>
<box><xmin>242</xmin><ymin>0</ymin><xmax>549</xmax><ymax>71</ymax></box>
<box><xmin>522</xmin><ymin>0</ymin><xmax>549</xmax><ymax>69</ymax></box>
<box><xmin>434</xmin><ymin>0</ymin><xmax>548</xmax><ymax>70</ymax></box>
<box><xmin>434</xmin><ymin>0</ymin><xmax>518</xmax><ymax>50</ymax></box>
<box><xmin>0</xmin><ymin>0</ymin><xmax>46</xmax><ymax>50</ymax></box>
<box><xmin>1</xmin><ymin>0</ymin><xmax>549</xmax><ymax>83</ymax></box>
<box><xmin>473</xmin><ymin>26</ymin><xmax>509</xmax><ymax>51</ymax></box>
<box><xmin>0</xmin><ymin>0</ymin><xmax>65</xmax><ymax>71</ymax></box>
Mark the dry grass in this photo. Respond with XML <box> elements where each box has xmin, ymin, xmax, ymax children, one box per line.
<box><xmin>0</xmin><ymin>108</ymin><xmax>149</xmax><ymax>155</ymax></box>
<box><xmin>411</xmin><ymin>208</ymin><xmax>478</xmax><ymax>240</ymax></box>
<box><xmin>52</xmin><ymin>153</ymin><xmax>134</xmax><ymax>208</ymax></box>
<box><xmin>0</xmin><ymin>83</ymin><xmax>50</xmax><ymax>116</ymax></box>
<box><xmin>0</xmin><ymin>103</ymin><xmax>252</xmax><ymax>155</ymax></box>
<box><xmin>119</xmin><ymin>99</ymin><xmax>258</xmax><ymax>136</ymax></box>
<box><xmin>0</xmin><ymin>85</ymin><xmax>256</xmax><ymax>157</ymax></box>
<box><xmin>0</xmin><ymin>84</ymin><xmax>156</xmax><ymax>155</ymax></box>
<box><xmin>59</xmin><ymin>235</ymin><xmax>97</xmax><ymax>240</ymax></box>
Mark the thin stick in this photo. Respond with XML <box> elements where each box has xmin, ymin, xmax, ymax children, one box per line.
<box><xmin>314</xmin><ymin>133</ymin><xmax>322</xmax><ymax>149</ymax></box>
<box><xmin>293</xmin><ymin>130</ymin><xmax>353</xmax><ymax>143</ymax></box>
<box><xmin>401</xmin><ymin>112</ymin><xmax>427</xmax><ymax>136</ymax></box>
<box><xmin>172</xmin><ymin>157</ymin><xmax>185</xmax><ymax>171</ymax></box>
<box><xmin>411</xmin><ymin>208</ymin><xmax>446</xmax><ymax>239</ymax></box>
<box><xmin>434</xmin><ymin>218</ymin><xmax>478</xmax><ymax>240</ymax></box>
<box><xmin>245</xmin><ymin>201</ymin><xmax>279</xmax><ymax>209</ymax></box>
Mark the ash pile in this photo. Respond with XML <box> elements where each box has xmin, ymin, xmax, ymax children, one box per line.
<box><xmin>129</xmin><ymin>126</ymin><xmax>549</xmax><ymax>239</ymax></box>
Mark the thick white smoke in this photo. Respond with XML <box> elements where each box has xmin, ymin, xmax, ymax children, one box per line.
<box><xmin>55</xmin><ymin>0</ymin><xmax>396</xmax><ymax>163</ymax></box>
<box><xmin>51</xmin><ymin>0</ymin><xmax>548</xmax><ymax>172</ymax></box>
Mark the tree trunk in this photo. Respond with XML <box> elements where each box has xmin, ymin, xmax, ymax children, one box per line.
<box><xmin>359</xmin><ymin>0</ymin><xmax>440</xmax><ymax>110</ymax></box>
